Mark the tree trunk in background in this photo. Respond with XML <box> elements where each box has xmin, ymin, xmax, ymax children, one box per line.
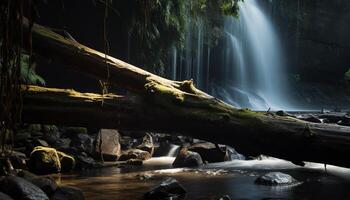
<box><xmin>20</xmin><ymin>20</ymin><xmax>350</xmax><ymax>168</ymax></box>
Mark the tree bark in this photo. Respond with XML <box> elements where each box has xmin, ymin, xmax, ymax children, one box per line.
<box><xmin>20</xmin><ymin>21</ymin><xmax>350</xmax><ymax>168</ymax></box>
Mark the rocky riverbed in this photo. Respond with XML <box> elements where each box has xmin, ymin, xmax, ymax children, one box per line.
<box><xmin>1</xmin><ymin>111</ymin><xmax>350</xmax><ymax>199</ymax></box>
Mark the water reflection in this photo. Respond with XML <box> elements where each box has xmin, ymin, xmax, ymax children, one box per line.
<box><xmin>57</xmin><ymin>157</ymin><xmax>350</xmax><ymax>200</ymax></box>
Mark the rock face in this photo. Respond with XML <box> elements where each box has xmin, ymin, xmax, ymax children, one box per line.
<box><xmin>172</xmin><ymin>148</ymin><xmax>203</xmax><ymax>168</ymax></box>
<box><xmin>29</xmin><ymin>146</ymin><xmax>61</xmax><ymax>174</ymax></box>
<box><xmin>144</xmin><ymin>178</ymin><xmax>186</xmax><ymax>200</ymax></box>
<box><xmin>51</xmin><ymin>186</ymin><xmax>85</xmax><ymax>200</ymax></box>
<box><xmin>94</xmin><ymin>129</ymin><xmax>121</xmax><ymax>161</ymax></box>
<box><xmin>119</xmin><ymin>149</ymin><xmax>151</xmax><ymax>161</ymax></box>
<box><xmin>255</xmin><ymin>172</ymin><xmax>298</xmax><ymax>186</ymax></box>
<box><xmin>0</xmin><ymin>176</ymin><xmax>49</xmax><ymax>200</ymax></box>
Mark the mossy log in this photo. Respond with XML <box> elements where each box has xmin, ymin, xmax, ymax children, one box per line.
<box><xmin>21</xmin><ymin>20</ymin><xmax>350</xmax><ymax>168</ymax></box>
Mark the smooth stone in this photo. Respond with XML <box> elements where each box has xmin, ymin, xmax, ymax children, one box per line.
<box><xmin>255</xmin><ymin>172</ymin><xmax>297</xmax><ymax>186</ymax></box>
<box><xmin>144</xmin><ymin>178</ymin><xmax>186</xmax><ymax>200</ymax></box>
<box><xmin>172</xmin><ymin>148</ymin><xmax>203</xmax><ymax>168</ymax></box>
<box><xmin>51</xmin><ymin>186</ymin><xmax>85</xmax><ymax>200</ymax></box>
<box><xmin>0</xmin><ymin>176</ymin><xmax>49</xmax><ymax>200</ymax></box>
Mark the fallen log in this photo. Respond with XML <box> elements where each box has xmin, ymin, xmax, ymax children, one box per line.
<box><xmin>22</xmin><ymin>85</ymin><xmax>350</xmax><ymax>168</ymax></box>
<box><xmin>20</xmin><ymin>20</ymin><xmax>350</xmax><ymax>168</ymax></box>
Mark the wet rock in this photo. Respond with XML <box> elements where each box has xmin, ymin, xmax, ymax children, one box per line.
<box><xmin>144</xmin><ymin>178</ymin><xmax>186</xmax><ymax>200</ymax></box>
<box><xmin>57</xmin><ymin>151</ymin><xmax>75</xmax><ymax>172</ymax></box>
<box><xmin>126</xmin><ymin>159</ymin><xmax>143</xmax><ymax>166</ymax></box>
<box><xmin>136</xmin><ymin>133</ymin><xmax>154</xmax><ymax>156</ymax></box>
<box><xmin>94</xmin><ymin>129</ymin><xmax>121</xmax><ymax>161</ymax></box>
<box><xmin>119</xmin><ymin>149</ymin><xmax>151</xmax><ymax>161</ymax></box>
<box><xmin>42</xmin><ymin>125</ymin><xmax>59</xmax><ymax>134</ymax></box>
<box><xmin>52</xmin><ymin>186</ymin><xmax>85</xmax><ymax>200</ymax></box>
<box><xmin>17</xmin><ymin>170</ymin><xmax>57</xmax><ymax>197</ymax></box>
<box><xmin>255</xmin><ymin>172</ymin><xmax>297</xmax><ymax>186</ymax></box>
<box><xmin>188</xmin><ymin>143</ymin><xmax>244</xmax><ymax>163</ymax></box>
<box><xmin>276</xmin><ymin>110</ymin><xmax>296</xmax><ymax>118</ymax></box>
<box><xmin>188</xmin><ymin>142</ymin><xmax>225</xmax><ymax>163</ymax></box>
<box><xmin>319</xmin><ymin>113</ymin><xmax>346</xmax><ymax>123</ymax></box>
<box><xmin>0</xmin><ymin>176</ymin><xmax>49</xmax><ymax>200</ymax></box>
<box><xmin>29</xmin><ymin>146</ymin><xmax>61</xmax><ymax>174</ymax></box>
<box><xmin>0</xmin><ymin>192</ymin><xmax>13</xmax><ymax>200</ymax></box>
<box><xmin>225</xmin><ymin>146</ymin><xmax>245</xmax><ymax>161</ymax></box>
<box><xmin>172</xmin><ymin>148</ymin><xmax>203</xmax><ymax>168</ymax></box>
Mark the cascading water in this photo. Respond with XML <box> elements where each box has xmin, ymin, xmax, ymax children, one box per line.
<box><xmin>220</xmin><ymin>0</ymin><xmax>290</xmax><ymax>110</ymax></box>
<box><xmin>169</xmin><ymin>0</ymin><xmax>291</xmax><ymax>110</ymax></box>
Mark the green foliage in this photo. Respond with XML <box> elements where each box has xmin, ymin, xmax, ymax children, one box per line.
<box><xmin>113</xmin><ymin>0</ymin><xmax>241</xmax><ymax>75</ymax></box>
<box><xmin>20</xmin><ymin>53</ymin><xmax>46</xmax><ymax>85</ymax></box>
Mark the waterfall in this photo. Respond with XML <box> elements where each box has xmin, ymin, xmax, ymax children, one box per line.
<box><xmin>167</xmin><ymin>145</ymin><xmax>180</xmax><ymax>157</ymax></box>
<box><xmin>169</xmin><ymin>0</ymin><xmax>291</xmax><ymax>110</ymax></box>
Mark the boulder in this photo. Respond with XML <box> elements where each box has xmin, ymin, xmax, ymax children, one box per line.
<box><xmin>119</xmin><ymin>136</ymin><xmax>136</xmax><ymax>150</ymax></box>
<box><xmin>57</xmin><ymin>151</ymin><xmax>75</xmax><ymax>172</ymax></box>
<box><xmin>0</xmin><ymin>192</ymin><xmax>13</xmax><ymax>200</ymax></box>
<box><xmin>172</xmin><ymin>148</ymin><xmax>203</xmax><ymax>168</ymax></box>
<box><xmin>94</xmin><ymin>129</ymin><xmax>121</xmax><ymax>161</ymax></box>
<box><xmin>255</xmin><ymin>172</ymin><xmax>298</xmax><ymax>186</ymax></box>
<box><xmin>17</xmin><ymin>170</ymin><xmax>58</xmax><ymax>197</ymax></box>
<box><xmin>119</xmin><ymin>149</ymin><xmax>151</xmax><ymax>161</ymax></box>
<box><xmin>29</xmin><ymin>146</ymin><xmax>61</xmax><ymax>174</ymax></box>
<box><xmin>187</xmin><ymin>142</ymin><xmax>244</xmax><ymax>163</ymax></box>
<box><xmin>136</xmin><ymin>133</ymin><xmax>154</xmax><ymax>156</ymax></box>
<box><xmin>0</xmin><ymin>176</ymin><xmax>49</xmax><ymax>200</ymax></box>
<box><xmin>144</xmin><ymin>178</ymin><xmax>186</xmax><ymax>200</ymax></box>
<box><xmin>51</xmin><ymin>186</ymin><xmax>85</xmax><ymax>200</ymax></box>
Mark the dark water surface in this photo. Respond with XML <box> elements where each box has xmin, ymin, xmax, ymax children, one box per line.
<box><xmin>56</xmin><ymin>157</ymin><xmax>350</xmax><ymax>200</ymax></box>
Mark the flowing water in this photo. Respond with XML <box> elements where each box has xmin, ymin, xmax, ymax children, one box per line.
<box><xmin>170</xmin><ymin>0</ymin><xmax>291</xmax><ymax>110</ymax></box>
<box><xmin>57</xmin><ymin>157</ymin><xmax>350</xmax><ymax>200</ymax></box>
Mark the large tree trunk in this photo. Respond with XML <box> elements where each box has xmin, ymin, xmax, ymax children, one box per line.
<box><xmin>20</xmin><ymin>21</ymin><xmax>350</xmax><ymax>168</ymax></box>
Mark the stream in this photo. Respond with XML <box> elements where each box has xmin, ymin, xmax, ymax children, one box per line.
<box><xmin>56</xmin><ymin>157</ymin><xmax>350</xmax><ymax>200</ymax></box>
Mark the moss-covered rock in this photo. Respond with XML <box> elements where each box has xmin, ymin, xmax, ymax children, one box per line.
<box><xmin>29</xmin><ymin>146</ymin><xmax>61</xmax><ymax>175</ymax></box>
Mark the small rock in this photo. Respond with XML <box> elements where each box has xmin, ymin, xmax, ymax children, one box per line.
<box><xmin>75</xmin><ymin>154</ymin><xmax>102</xmax><ymax>169</ymax></box>
<box><xmin>0</xmin><ymin>176</ymin><xmax>49</xmax><ymax>200</ymax></box>
<box><xmin>94</xmin><ymin>129</ymin><xmax>121</xmax><ymax>161</ymax></box>
<box><xmin>51</xmin><ymin>186</ymin><xmax>85</xmax><ymax>200</ymax></box>
<box><xmin>255</xmin><ymin>172</ymin><xmax>297</xmax><ymax>186</ymax></box>
<box><xmin>33</xmin><ymin>139</ymin><xmax>49</xmax><ymax>147</ymax></box>
<box><xmin>172</xmin><ymin>148</ymin><xmax>203</xmax><ymax>168</ymax></box>
<box><xmin>136</xmin><ymin>133</ymin><xmax>154</xmax><ymax>156</ymax></box>
<box><xmin>29</xmin><ymin>146</ymin><xmax>61</xmax><ymax>175</ymax></box>
<box><xmin>126</xmin><ymin>159</ymin><xmax>143</xmax><ymax>166</ymax></box>
<box><xmin>119</xmin><ymin>149</ymin><xmax>151</xmax><ymax>161</ymax></box>
<box><xmin>144</xmin><ymin>178</ymin><xmax>186</xmax><ymax>200</ymax></box>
